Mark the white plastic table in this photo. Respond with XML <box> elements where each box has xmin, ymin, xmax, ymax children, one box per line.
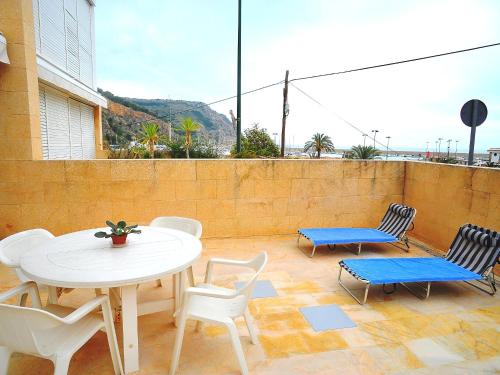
<box><xmin>20</xmin><ymin>226</ymin><xmax>202</xmax><ymax>374</ymax></box>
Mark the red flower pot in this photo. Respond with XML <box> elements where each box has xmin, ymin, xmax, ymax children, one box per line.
<box><xmin>111</xmin><ymin>234</ymin><xmax>127</xmax><ymax>245</ymax></box>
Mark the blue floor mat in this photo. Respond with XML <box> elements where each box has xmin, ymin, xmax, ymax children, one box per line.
<box><xmin>300</xmin><ymin>304</ymin><xmax>356</xmax><ymax>331</ymax></box>
<box><xmin>234</xmin><ymin>280</ymin><xmax>278</xmax><ymax>299</ymax></box>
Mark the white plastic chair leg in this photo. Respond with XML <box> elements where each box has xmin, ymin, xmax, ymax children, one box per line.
<box><xmin>226</xmin><ymin>320</ymin><xmax>249</xmax><ymax>375</ymax></box>
<box><xmin>0</xmin><ymin>346</ymin><xmax>12</xmax><ymax>375</ymax></box>
<box><xmin>47</xmin><ymin>286</ymin><xmax>59</xmax><ymax>305</ymax></box>
<box><xmin>243</xmin><ymin>309</ymin><xmax>258</xmax><ymax>345</ymax></box>
<box><xmin>53</xmin><ymin>355</ymin><xmax>71</xmax><ymax>375</ymax></box>
<box><xmin>169</xmin><ymin>314</ymin><xmax>187</xmax><ymax>375</ymax></box>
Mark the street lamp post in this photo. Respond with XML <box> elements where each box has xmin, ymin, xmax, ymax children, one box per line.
<box><xmin>362</xmin><ymin>134</ymin><xmax>368</xmax><ymax>147</ymax></box>
<box><xmin>236</xmin><ymin>0</ymin><xmax>242</xmax><ymax>153</ymax></box>
<box><xmin>455</xmin><ymin>140</ymin><xmax>459</xmax><ymax>159</ymax></box>
<box><xmin>434</xmin><ymin>141</ymin><xmax>438</xmax><ymax>159</ymax></box>
<box><xmin>385</xmin><ymin>136</ymin><xmax>391</xmax><ymax>160</ymax></box>
<box><xmin>438</xmin><ymin>138</ymin><xmax>443</xmax><ymax>159</ymax></box>
<box><xmin>446</xmin><ymin>139</ymin><xmax>452</xmax><ymax>160</ymax></box>
<box><xmin>371</xmin><ymin>129</ymin><xmax>379</xmax><ymax>148</ymax></box>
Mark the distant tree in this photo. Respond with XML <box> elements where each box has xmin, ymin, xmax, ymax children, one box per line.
<box><xmin>179</xmin><ymin>117</ymin><xmax>201</xmax><ymax>158</ymax></box>
<box><xmin>350</xmin><ymin>145</ymin><xmax>379</xmax><ymax>160</ymax></box>
<box><xmin>231</xmin><ymin>124</ymin><xmax>280</xmax><ymax>158</ymax></box>
<box><xmin>138</xmin><ymin>122</ymin><xmax>163</xmax><ymax>158</ymax></box>
<box><xmin>303</xmin><ymin>133</ymin><xmax>334</xmax><ymax>158</ymax></box>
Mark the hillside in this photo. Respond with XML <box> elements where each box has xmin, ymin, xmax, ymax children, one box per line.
<box><xmin>99</xmin><ymin>90</ymin><xmax>235</xmax><ymax>145</ymax></box>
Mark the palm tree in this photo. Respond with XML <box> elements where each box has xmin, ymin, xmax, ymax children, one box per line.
<box><xmin>303</xmin><ymin>133</ymin><xmax>334</xmax><ymax>158</ymax></box>
<box><xmin>350</xmin><ymin>145</ymin><xmax>379</xmax><ymax>159</ymax></box>
<box><xmin>138</xmin><ymin>122</ymin><xmax>160</xmax><ymax>158</ymax></box>
<box><xmin>179</xmin><ymin>117</ymin><xmax>201</xmax><ymax>158</ymax></box>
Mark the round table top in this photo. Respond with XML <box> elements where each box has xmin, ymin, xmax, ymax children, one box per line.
<box><xmin>20</xmin><ymin>226</ymin><xmax>202</xmax><ymax>288</ymax></box>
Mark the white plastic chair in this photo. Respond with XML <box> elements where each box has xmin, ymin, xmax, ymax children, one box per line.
<box><xmin>169</xmin><ymin>252</ymin><xmax>268</xmax><ymax>375</ymax></box>
<box><xmin>0</xmin><ymin>282</ymin><xmax>124</xmax><ymax>375</ymax></box>
<box><xmin>149</xmin><ymin>216</ymin><xmax>202</xmax><ymax>288</ymax></box>
<box><xmin>0</xmin><ymin>229</ymin><xmax>67</xmax><ymax>304</ymax></box>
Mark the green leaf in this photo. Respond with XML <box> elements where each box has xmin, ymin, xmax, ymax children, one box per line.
<box><xmin>127</xmin><ymin>224</ymin><xmax>138</xmax><ymax>229</ymax></box>
<box><xmin>94</xmin><ymin>231</ymin><xmax>108</xmax><ymax>238</ymax></box>
<box><xmin>106</xmin><ymin>220</ymin><xmax>117</xmax><ymax>230</ymax></box>
<box><xmin>117</xmin><ymin>220</ymin><xmax>127</xmax><ymax>229</ymax></box>
<box><xmin>130</xmin><ymin>229</ymin><xmax>142</xmax><ymax>234</ymax></box>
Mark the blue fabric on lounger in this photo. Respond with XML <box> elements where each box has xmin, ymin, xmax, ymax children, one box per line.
<box><xmin>297</xmin><ymin>203</ymin><xmax>416</xmax><ymax>257</ymax></box>
<box><xmin>340</xmin><ymin>258</ymin><xmax>482</xmax><ymax>284</ymax></box>
<box><xmin>338</xmin><ymin>223</ymin><xmax>500</xmax><ymax>303</ymax></box>
<box><xmin>299</xmin><ymin>228</ymin><xmax>397</xmax><ymax>246</ymax></box>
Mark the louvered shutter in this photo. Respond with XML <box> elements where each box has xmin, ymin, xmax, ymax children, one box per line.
<box><xmin>69</xmin><ymin>99</ymin><xmax>83</xmax><ymax>159</ymax></box>
<box><xmin>39</xmin><ymin>87</ymin><xmax>49</xmax><ymax>159</ymax></box>
<box><xmin>44</xmin><ymin>88</ymin><xmax>71</xmax><ymax>160</ymax></box>
<box><xmin>77</xmin><ymin>0</ymin><xmax>93</xmax><ymax>87</ymax></box>
<box><xmin>38</xmin><ymin>0</ymin><xmax>66</xmax><ymax>69</ymax></box>
<box><xmin>81</xmin><ymin>103</ymin><xmax>96</xmax><ymax>159</ymax></box>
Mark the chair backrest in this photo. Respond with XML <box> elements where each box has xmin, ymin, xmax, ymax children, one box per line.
<box><xmin>446</xmin><ymin>224</ymin><xmax>500</xmax><ymax>275</ymax></box>
<box><xmin>0</xmin><ymin>303</ymin><xmax>63</xmax><ymax>357</ymax></box>
<box><xmin>377</xmin><ymin>203</ymin><xmax>416</xmax><ymax>238</ymax></box>
<box><xmin>149</xmin><ymin>216</ymin><xmax>202</xmax><ymax>239</ymax></box>
<box><xmin>0</xmin><ymin>229</ymin><xmax>54</xmax><ymax>268</ymax></box>
<box><xmin>232</xmin><ymin>252</ymin><xmax>268</xmax><ymax>313</ymax></box>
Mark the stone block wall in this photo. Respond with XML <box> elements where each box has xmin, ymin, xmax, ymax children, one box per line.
<box><xmin>0</xmin><ymin>159</ymin><xmax>405</xmax><ymax>238</ymax></box>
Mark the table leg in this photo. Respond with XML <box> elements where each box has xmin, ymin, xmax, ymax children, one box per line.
<box><xmin>121</xmin><ymin>284</ymin><xmax>139</xmax><ymax>374</ymax></box>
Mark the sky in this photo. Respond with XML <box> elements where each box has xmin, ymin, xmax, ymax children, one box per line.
<box><xmin>95</xmin><ymin>0</ymin><xmax>500</xmax><ymax>152</ymax></box>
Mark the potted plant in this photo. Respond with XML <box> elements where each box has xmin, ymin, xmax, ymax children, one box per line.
<box><xmin>94</xmin><ymin>220</ymin><xmax>141</xmax><ymax>245</ymax></box>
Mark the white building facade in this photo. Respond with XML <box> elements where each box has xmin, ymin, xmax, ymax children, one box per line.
<box><xmin>32</xmin><ymin>0</ymin><xmax>106</xmax><ymax>159</ymax></box>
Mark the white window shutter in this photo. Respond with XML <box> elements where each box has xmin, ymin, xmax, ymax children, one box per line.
<box><xmin>69</xmin><ymin>98</ymin><xmax>83</xmax><ymax>159</ymax></box>
<box><xmin>45</xmin><ymin>88</ymin><xmax>71</xmax><ymax>160</ymax></box>
<box><xmin>39</xmin><ymin>0</ymin><xmax>66</xmax><ymax>69</ymax></box>
<box><xmin>39</xmin><ymin>87</ymin><xmax>49</xmax><ymax>159</ymax></box>
<box><xmin>81</xmin><ymin>103</ymin><xmax>96</xmax><ymax>159</ymax></box>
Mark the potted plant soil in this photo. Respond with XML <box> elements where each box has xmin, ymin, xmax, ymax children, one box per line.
<box><xmin>95</xmin><ymin>220</ymin><xmax>141</xmax><ymax>246</ymax></box>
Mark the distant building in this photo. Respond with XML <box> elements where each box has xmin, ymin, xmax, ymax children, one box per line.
<box><xmin>0</xmin><ymin>0</ymin><xmax>106</xmax><ymax>160</ymax></box>
<box><xmin>487</xmin><ymin>148</ymin><xmax>500</xmax><ymax>164</ymax></box>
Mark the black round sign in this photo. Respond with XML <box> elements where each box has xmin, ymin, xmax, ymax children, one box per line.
<box><xmin>460</xmin><ymin>99</ymin><xmax>487</xmax><ymax>127</ymax></box>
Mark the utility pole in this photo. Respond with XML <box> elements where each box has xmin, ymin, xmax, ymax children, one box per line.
<box><xmin>229</xmin><ymin>110</ymin><xmax>237</xmax><ymax>130</ymax></box>
<box><xmin>446</xmin><ymin>139</ymin><xmax>452</xmax><ymax>160</ymax></box>
<box><xmin>438</xmin><ymin>138</ymin><xmax>443</xmax><ymax>159</ymax></box>
<box><xmin>236</xmin><ymin>0</ymin><xmax>242</xmax><ymax>153</ymax></box>
<box><xmin>280</xmin><ymin>70</ymin><xmax>289</xmax><ymax>157</ymax></box>
<box><xmin>455</xmin><ymin>140</ymin><xmax>459</xmax><ymax>159</ymax></box>
<box><xmin>385</xmin><ymin>136</ymin><xmax>391</xmax><ymax>160</ymax></box>
<box><xmin>371</xmin><ymin>129</ymin><xmax>379</xmax><ymax>148</ymax></box>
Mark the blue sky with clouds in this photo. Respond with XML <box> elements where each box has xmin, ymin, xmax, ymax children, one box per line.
<box><xmin>95</xmin><ymin>0</ymin><xmax>500</xmax><ymax>151</ymax></box>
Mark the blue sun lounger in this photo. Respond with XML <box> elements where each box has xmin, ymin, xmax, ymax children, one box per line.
<box><xmin>338</xmin><ymin>224</ymin><xmax>500</xmax><ymax>304</ymax></box>
<box><xmin>298</xmin><ymin>203</ymin><xmax>416</xmax><ymax>257</ymax></box>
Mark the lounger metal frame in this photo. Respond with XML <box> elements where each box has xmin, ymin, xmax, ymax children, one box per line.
<box><xmin>338</xmin><ymin>260</ymin><xmax>496</xmax><ymax>305</ymax></box>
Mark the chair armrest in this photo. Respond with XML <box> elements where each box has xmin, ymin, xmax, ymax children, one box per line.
<box><xmin>184</xmin><ymin>286</ymin><xmax>237</xmax><ymax>300</ymax></box>
<box><xmin>60</xmin><ymin>295</ymin><xmax>109</xmax><ymax>325</ymax></box>
<box><xmin>0</xmin><ymin>281</ymin><xmax>42</xmax><ymax>308</ymax></box>
<box><xmin>204</xmin><ymin>257</ymin><xmax>254</xmax><ymax>283</ymax></box>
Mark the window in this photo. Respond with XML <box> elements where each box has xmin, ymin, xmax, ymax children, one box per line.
<box><xmin>39</xmin><ymin>84</ymin><xmax>96</xmax><ymax>160</ymax></box>
<box><xmin>33</xmin><ymin>0</ymin><xmax>95</xmax><ymax>88</ymax></box>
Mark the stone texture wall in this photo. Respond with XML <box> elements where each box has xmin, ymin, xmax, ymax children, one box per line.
<box><xmin>404</xmin><ymin>162</ymin><xmax>500</xmax><ymax>253</ymax></box>
<box><xmin>0</xmin><ymin>0</ymin><xmax>42</xmax><ymax>160</ymax></box>
<box><xmin>0</xmin><ymin>159</ymin><xmax>405</xmax><ymax>238</ymax></box>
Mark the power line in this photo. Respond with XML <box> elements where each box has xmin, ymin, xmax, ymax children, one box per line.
<box><xmin>121</xmin><ymin>41</ymin><xmax>500</xmax><ymax>129</ymax></box>
<box><xmin>289</xmin><ymin>42</ymin><xmax>500</xmax><ymax>83</ymax></box>
<box><xmin>290</xmin><ymin>82</ymin><xmax>396</xmax><ymax>151</ymax></box>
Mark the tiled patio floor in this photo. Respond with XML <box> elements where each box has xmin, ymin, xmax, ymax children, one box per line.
<box><xmin>2</xmin><ymin>235</ymin><xmax>499</xmax><ymax>374</ymax></box>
